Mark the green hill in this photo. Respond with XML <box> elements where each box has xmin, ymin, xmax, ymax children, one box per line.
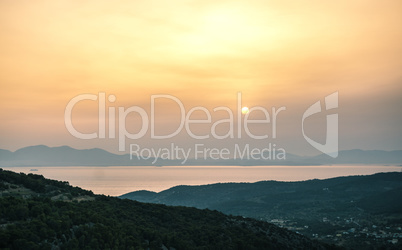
<box><xmin>121</xmin><ymin>172</ymin><xmax>402</xmax><ymax>249</ymax></box>
<box><xmin>0</xmin><ymin>169</ymin><xmax>333</xmax><ymax>249</ymax></box>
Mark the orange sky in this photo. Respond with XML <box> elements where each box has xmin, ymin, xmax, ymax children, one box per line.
<box><xmin>1</xmin><ymin>0</ymin><xmax>401</xmax><ymax>155</ymax></box>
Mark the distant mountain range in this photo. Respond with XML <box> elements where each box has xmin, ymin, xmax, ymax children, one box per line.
<box><xmin>0</xmin><ymin>145</ymin><xmax>401</xmax><ymax>167</ymax></box>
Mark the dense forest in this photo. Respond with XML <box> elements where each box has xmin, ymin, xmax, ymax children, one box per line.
<box><xmin>0</xmin><ymin>169</ymin><xmax>333</xmax><ymax>249</ymax></box>
<box><xmin>122</xmin><ymin>172</ymin><xmax>402</xmax><ymax>249</ymax></box>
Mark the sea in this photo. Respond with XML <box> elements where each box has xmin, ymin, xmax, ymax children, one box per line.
<box><xmin>2</xmin><ymin>165</ymin><xmax>401</xmax><ymax>197</ymax></box>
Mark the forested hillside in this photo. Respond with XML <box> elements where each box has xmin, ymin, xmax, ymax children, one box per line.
<box><xmin>0</xmin><ymin>169</ymin><xmax>333</xmax><ymax>249</ymax></box>
<box><xmin>122</xmin><ymin>172</ymin><xmax>402</xmax><ymax>249</ymax></box>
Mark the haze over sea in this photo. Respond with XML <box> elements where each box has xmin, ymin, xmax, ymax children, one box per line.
<box><xmin>3</xmin><ymin>165</ymin><xmax>400</xmax><ymax>196</ymax></box>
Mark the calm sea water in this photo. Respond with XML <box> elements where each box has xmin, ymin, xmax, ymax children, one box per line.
<box><xmin>3</xmin><ymin>165</ymin><xmax>401</xmax><ymax>196</ymax></box>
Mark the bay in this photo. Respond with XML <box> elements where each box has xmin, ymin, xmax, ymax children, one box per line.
<box><xmin>3</xmin><ymin>165</ymin><xmax>401</xmax><ymax>196</ymax></box>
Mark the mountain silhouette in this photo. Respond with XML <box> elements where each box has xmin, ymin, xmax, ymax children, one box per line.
<box><xmin>0</xmin><ymin>145</ymin><xmax>401</xmax><ymax>166</ymax></box>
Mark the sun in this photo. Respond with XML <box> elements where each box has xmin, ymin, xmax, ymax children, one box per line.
<box><xmin>241</xmin><ymin>107</ymin><xmax>249</xmax><ymax>115</ymax></box>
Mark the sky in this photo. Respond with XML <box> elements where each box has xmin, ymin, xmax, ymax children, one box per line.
<box><xmin>0</xmin><ymin>0</ymin><xmax>401</xmax><ymax>156</ymax></box>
